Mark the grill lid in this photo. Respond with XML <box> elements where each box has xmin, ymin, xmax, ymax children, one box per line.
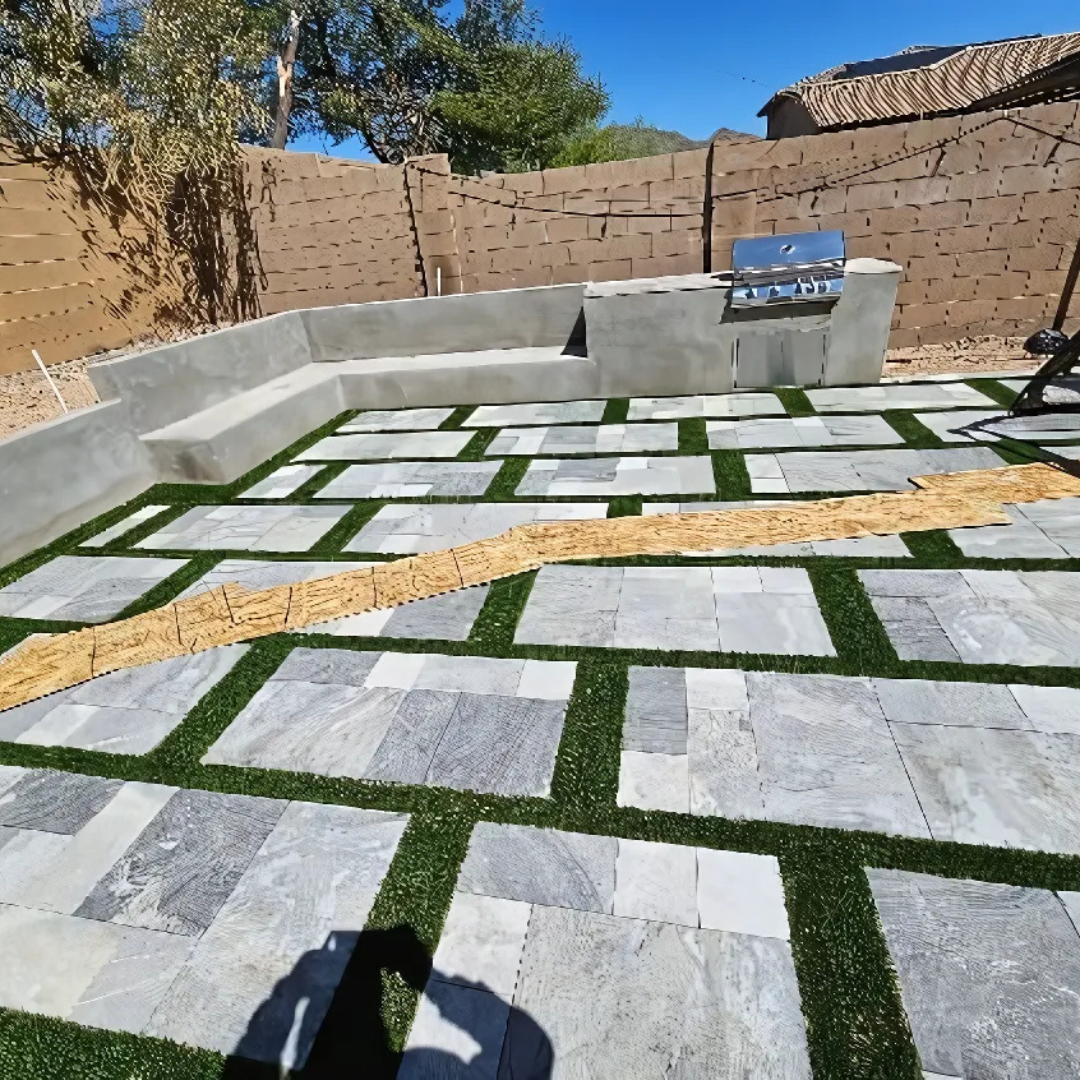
<box><xmin>730</xmin><ymin>229</ymin><xmax>846</xmax><ymax>307</ymax></box>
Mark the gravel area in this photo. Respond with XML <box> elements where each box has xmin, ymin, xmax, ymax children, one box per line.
<box><xmin>883</xmin><ymin>335</ymin><xmax>1036</xmax><ymax>378</ymax></box>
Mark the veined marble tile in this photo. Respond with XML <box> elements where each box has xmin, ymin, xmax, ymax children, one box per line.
<box><xmin>867</xmin><ymin>868</ymin><xmax>1080</xmax><ymax>1080</ymax></box>
<box><xmin>457</xmin><ymin>823</ymin><xmax>617</xmax><ymax>914</ymax></box>
<box><xmin>0</xmin><ymin>782</ymin><xmax>175</xmax><ymax>913</ymax></box>
<box><xmin>617</xmin><ymin>751</ymin><xmax>690</xmax><ymax>813</ymax></box>
<box><xmin>432</xmin><ymin>892</ymin><xmax>531</xmax><ymax>997</ymax></box>
<box><xmin>462</xmin><ymin>399</ymin><xmax>606</xmax><ymax>427</ymax></box>
<box><xmin>340</xmin><ymin>407</ymin><xmax>454</xmax><ymax>432</ymax></box>
<box><xmin>145</xmin><ymin>802</ymin><xmax>407</xmax><ymax>1066</ymax></box>
<box><xmin>0</xmin><ymin>770</ymin><xmax>123</xmax><ymax>833</ymax></box>
<box><xmin>76</xmin><ymin>789</ymin><xmax>285</xmax><ymax>935</ymax></box>
<box><xmin>0</xmin><ymin>903</ymin><xmax>195</xmax><ymax>1034</ymax></box>
<box><xmin>807</xmin><ymin>382</ymin><xmax>994</xmax><ymax>412</ymax></box>
<box><xmin>707</xmin><ymin>414</ymin><xmax>901</xmax><ymax>450</ymax></box>
<box><xmin>81</xmin><ymin>505</ymin><xmax>171</xmax><ymax>548</ymax></box>
<box><xmin>487</xmin><ymin>423</ymin><xmax>678</xmax><ymax>456</ymax></box>
<box><xmin>514</xmin><ymin>455</ymin><xmax>714</xmax><ymax>497</ymax></box>
<box><xmin>510</xmin><ymin>905</ymin><xmax>811</xmax><ymax>1079</ymax></box>
<box><xmin>696</xmin><ymin>848</ymin><xmax>789</xmax><ymax>940</ymax></box>
<box><xmin>239</xmin><ymin>464</ymin><xmax>322</xmax><ymax>498</ymax></box>
<box><xmin>345</xmin><ymin>502</ymin><xmax>606</xmax><ymax>554</ymax></box>
<box><xmin>1</xmin><ymin>646</ymin><xmax>247</xmax><ymax>754</ymax></box>
<box><xmin>137</xmin><ymin>504</ymin><xmax>348</xmax><ymax>552</ymax></box>
<box><xmin>297</xmin><ymin>430</ymin><xmax>472</xmax><ymax>461</ymax></box>
<box><xmin>0</xmin><ymin>555</ymin><xmax>186</xmax><ymax>621</ymax></box>
<box><xmin>314</xmin><ymin>459</ymin><xmax>501</xmax><ymax>499</ymax></box>
<box><xmin>628</xmin><ymin>391</ymin><xmax>787</xmax><ymax>421</ymax></box>
<box><xmin>613</xmin><ymin>838</ymin><xmax>698</xmax><ymax>927</ymax></box>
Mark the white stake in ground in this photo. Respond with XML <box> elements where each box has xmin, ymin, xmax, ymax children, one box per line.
<box><xmin>31</xmin><ymin>349</ymin><xmax>68</xmax><ymax>414</ymax></box>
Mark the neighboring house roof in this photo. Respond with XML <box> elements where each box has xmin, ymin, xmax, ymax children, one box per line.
<box><xmin>760</xmin><ymin>32</ymin><xmax>1080</xmax><ymax>130</ymax></box>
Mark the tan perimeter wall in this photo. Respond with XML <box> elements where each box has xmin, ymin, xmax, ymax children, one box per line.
<box><xmin>2</xmin><ymin>99</ymin><xmax>1079</xmax><ymax>371</ymax></box>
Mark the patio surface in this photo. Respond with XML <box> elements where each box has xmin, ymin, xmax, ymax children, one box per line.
<box><xmin>3</xmin><ymin>371</ymin><xmax>1080</xmax><ymax>1078</ymax></box>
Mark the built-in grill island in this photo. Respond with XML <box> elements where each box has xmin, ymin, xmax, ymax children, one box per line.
<box><xmin>582</xmin><ymin>230</ymin><xmax>901</xmax><ymax>397</ymax></box>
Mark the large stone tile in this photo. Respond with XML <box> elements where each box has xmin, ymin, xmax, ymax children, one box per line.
<box><xmin>76</xmin><ymin>789</ymin><xmax>285</xmax><ymax>935</ymax></box>
<box><xmin>0</xmin><ymin>769</ymin><xmax>123</xmax><ymax>833</ymax></box>
<box><xmin>81</xmin><ymin>505</ymin><xmax>171</xmax><ymax>548</ymax></box>
<box><xmin>0</xmin><ymin>903</ymin><xmax>195</xmax><ymax>1034</ymax></box>
<box><xmin>807</xmin><ymin>382</ymin><xmax>995</xmax><ymax>412</ymax></box>
<box><xmin>239</xmin><ymin>464</ymin><xmax>322</xmax><ymax>498</ymax></box>
<box><xmin>205</xmin><ymin>651</ymin><xmax>571</xmax><ymax>798</ymax></box>
<box><xmin>457</xmin><ymin>822</ymin><xmax>617</xmax><ymax>914</ymax></box>
<box><xmin>628</xmin><ymin>392</ymin><xmax>787</xmax><ymax>421</ymax></box>
<box><xmin>867</xmin><ymin>868</ymin><xmax>1080</xmax><ymax>1079</ymax></box>
<box><xmin>463</xmin><ymin>399</ymin><xmax>606</xmax><ymax>427</ymax></box>
<box><xmin>346</xmin><ymin>502</ymin><xmax>606</xmax><ymax>554</ymax></box>
<box><xmin>624</xmin><ymin>666</ymin><xmax>687</xmax><ymax>753</ymax></box>
<box><xmin>298</xmin><ymin>430</ymin><xmax>473</xmax><ymax>461</ymax></box>
<box><xmin>315</xmin><ymin>460</ymin><xmax>501</xmax><ymax>498</ymax></box>
<box><xmin>696</xmin><ymin>848</ymin><xmax>789</xmax><ymax>940</ymax></box>
<box><xmin>487</xmin><ymin>423</ymin><xmax>678</xmax><ymax>456</ymax></box>
<box><xmin>176</xmin><ymin>559</ymin><xmax>373</xmax><ymax>600</ymax></box>
<box><xmin>747</xmin><ymin>447</ymin><xmax>1003</xmax><ymax>494</ymax></box>
<box><xmin>432</xmin><ymin>892</ymin><xmax>531</xmax><ymax>996</ymax></box>
<box><xmin>137</xmin><ymin>505</ymin><xmax>348</xmax><ymax>552</ymax></box>
<box><xmin>916</xmin><ymin>408</ymin><xmax>1080</xmax><ymax>443</ymax></box>
<box><xmin>0</xmin><ymin>782</ymin><xmax>176</xmax><ymax>913</ymax></box>
<box><xmin>872</xmin><ymin>676</ymin><xmax>1027</xmax><ymax>729</ymax></box>
<box><xmin>145</xmin><ymin>802</ymin><xmax>408</xmax><ymax>1066</ymax></box>
<box><xmin>0</xmin><ymin>646</ymin><xmax>248</xmax><ymax>754</ymax></box>
<box><xmin>891</xmin><ymin>722</ymin><xmax>1080</xmax><ymax>853</ymax></box>
<box><xmin>949</xmin><ymin>505</ymin><xmax>1068</xmax><ymax>559</ymax></box>
<box><xmin>748</xmin><ymin>672</ymin><xmax>928</xmax><ymax>836</ymax></box>
<box><xmin>614</xmin><ymin>838</ymin><xmax>698</xmax><ymax>926</ymax></box>
<box><xmin>341</xmin><ymin>407</ymin><xmax>455</xmax><ymax>432</ymax></box>
<box><xmin>509</xmin><ymin>905</ymin><xmax>811</xmax><ymax>1079</ymax></box>
<box><xmin>617</xmin><ymin>751</ymin><xmax>690</xmax><ymax>813</ymax></box>
<box><xmin>707</xmin><ymin>414</ymin><xmax>902</xmax><ymax>450</ymax></box>
<box><xmin>0</xmin><ymin>555</ymin><xmax>186</xmax><ymax>621</ymax></box>
<box><xmin>514</xmin><ymin>455</ymin><xmax>714</xmax><ymax>497</ymax></box>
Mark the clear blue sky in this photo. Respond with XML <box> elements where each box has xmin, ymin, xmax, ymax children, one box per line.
<box><xmin>289</xmin><ymin>1</ymin><xmax>1079</xmax><ymax>157</ymax></box>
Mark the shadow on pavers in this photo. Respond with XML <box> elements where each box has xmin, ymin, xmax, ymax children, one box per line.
<box><xmin>220</xmin><ymin>924</ymin><xmax>553</xmax><ymax>1079</ymax></box>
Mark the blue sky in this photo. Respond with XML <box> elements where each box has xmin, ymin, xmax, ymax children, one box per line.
<box><xmin>290</xmin><ymin>1</ymin><xmax>1079</xmax><ymax>157</ymax></box>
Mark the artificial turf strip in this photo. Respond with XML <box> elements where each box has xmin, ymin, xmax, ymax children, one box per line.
<box><xmin>808</xmin><ymin>564</ymin><xmax>900</xmax><ymax>674</ymax></box>
<box><xmin>601</xmin><ymin>397</ymin><xmax>629</xmax><ymax>424</ymax></box>
<box><xmin>881</xmin><ymin>409</ymin><xmax>945</xmax><ymax>449</ymax></box>
<box><xmin>901</xmin><ymin>528</ymin><xmax>964</xmax><ymax>563</ymax></box>
<box><xmin>775</xmin><ymin>386</ymin><xmax>816</xmax><ymax>417</ymax></box>
<box><xmin>456</xmin><ymin>427</ymin><xmax>498</xmax><ymax>461</ymax></box>
<box><xmin>466</xmin><ymin>572</ymin><xmax>536</xmax><ymax>652</ymax></box>
<box><xmin>606</xmin><ymin>495</ymin><xmax>643</xmax><ymax>518</ymax></box>
<box><xmin>485</xmin><ymin>455</ymin><xmax>531</xmax><ymax>500</ymax></box>
<box><xmin>968</xmin><ymin>377</ymin><xmax>1020</xmax><ymax>409</ymax></box>
<box><xmin>711</xmin><ymin>449</ymin><xmax>751</xmax><ymax>499</ymax></box>
<box><xmin>439</xmin><ymin>405</ymin><xmax>473</xmax><ymax>430</ymax></box>
<box><xmin>677</xmin><ymin>417</ymin><xmax>709</xmax><ymax>455</ymax></box>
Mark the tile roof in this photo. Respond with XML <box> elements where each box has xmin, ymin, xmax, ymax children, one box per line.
<box><xmin>761</xmin><ymin>32</ymin><xmax>1080</xmax><ymax>129</ymax></box>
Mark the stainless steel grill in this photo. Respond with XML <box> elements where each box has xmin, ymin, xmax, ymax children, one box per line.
<box><xmin>729</xmin><ymin>230</ymin><xmax>845</xmax><ymax>308</ymax></box>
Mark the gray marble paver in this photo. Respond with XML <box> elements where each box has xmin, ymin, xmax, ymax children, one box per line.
<box><xmin>462</xmin><ymin>399</ymin><xmax>606</xmax><ymax>427</ymax></box>
<box><xmin>0</xmin><ymin>769</ymin><xmax>408</xmax><ymax>1067</ymax></box>
<box><xmin>949</xmin><ymin>497</ymin><xmax>1080</xmax><ymax>558</ymax></box>
<box><xmin>861</xmin><ymin>568</ymin><xmax>1080</xmax><ymax>666</ymax></box>
<box><xmin>314</xmin><ymin>460</ymin><xmax>501</xmax><ymax>498</ymax></box>
<box><xmin>707</xmin><ymin>414</ymin><xmax>902</xmax><ymax>450</ymax></box>
<box><xmin>619</xmin><ymin>664</ymin><xmax>1080</xmax><ymax>849</ymax></box>
<box><xmin>0</xmin><ymin>555</ymin><xmax>187</xmax><ymax>621</ymax></box>
<box><xmin>203</xmin><ymin>649</ymin><xmax>575</xmax><ymax>797</ymax></box>
<box><xmin>81</xmin><ymin>505</ymin><xmax>170</xmax><ymax>548</ymax></box>
<box><xmin>238</xmin><ymin>464</ymin><xmax>322</xmax><ymax>498</ymax></box>
<box><xmin>174</xmin><ymin>557</ymin><xmax>488</xmax><ymax>640</ymax></box>
<box><xmin>297</xmin><ymin>430</ymin><xmax>473</xmax><ymax>461</ymax></box>
<box><xmin>340</xmin><ymin>407</ymin><xmax>454</xmax><ymax>432</ymax></box>
<box><xmin>628</xmin><ymin>392</ymin><xmax>787</xmax><ymax>421</ymax></box>
<box><xmin>806</xmin><ymin>382</ymin><xmax>995</xmax><ymax>412</ymax></box>
<box><xmin>345</xmin><ymin>502</ymin><xmax>607</xmax><ymax>554</ymax></box>
<box><xmin>515</xmin><ymin>564</ymin><xmax>836</xmax><ymax>656</ymax></box>
<box><xmin>146</xmin><ymin>802</ymin><xmax>407</xmax><ymax>1066</ymax></box>
<box><xmin>0</xmin><ymin>645</ymin><xmax>247</xmax><ymax>754</ymax></box>
<box><xmin>745</xmin><ymin>447</ymin><xmax>1003</xmax><ymax>494</ymax></box>
<box><xmin>867</xmin><ymin>869</ymin><xmax>1080</xmax><ymax>1079</ymax></box>
<box><xmin>404</xmin><ymin>823</ymin><xmax>809</xmax><ymax>1079</ymax></box>
<box><xmin>643</xmin><ymin>500</ymin><xmax>912</xmax><ymax>557</ymax></box>
<box><xmin>515</xmin><ymin>454</ymin><xmax>715</xmax><ymax>497</ymax></box>
<box><xmin>137</xmin><ymin>504</ymin><xmax>348</xmax><ymax>552</ymax></box>
<box><xmin>911</xmin><ymin>409</ymin><xmax>1080</xmax><ymax>444</ymax></box>
<box><xmin>487</xmin><ymin>422</ymin><xmax>679</xmax><ymax>456</ymax></box>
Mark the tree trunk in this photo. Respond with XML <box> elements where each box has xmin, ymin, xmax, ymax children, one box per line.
<box><xmin>270</xmin><ymin>10</ymin><xmax>301</xmax><ymax>150</ymax></box>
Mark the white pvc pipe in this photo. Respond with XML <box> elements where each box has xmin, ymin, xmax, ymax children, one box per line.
<box><xmin>436</xmin><ymin>266</ymin><xmax>442</xmax><ymax>297</ymax></box>
<box><xmin>32</xmin><ymin>349</ymin><xmax>68</xmax><ymax>413</ymax></box>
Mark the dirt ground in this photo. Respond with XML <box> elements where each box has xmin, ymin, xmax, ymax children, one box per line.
<box><xmin>0</xmin><ymin>331</ymin><xmax>1045</xmax><ymax>441</ymax></box>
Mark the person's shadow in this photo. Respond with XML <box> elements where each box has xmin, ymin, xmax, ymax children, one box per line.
<box><xmin>219</xmin><ymin>924</ymin><xmax>553</xmax><ymax>1079</ymax></box>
